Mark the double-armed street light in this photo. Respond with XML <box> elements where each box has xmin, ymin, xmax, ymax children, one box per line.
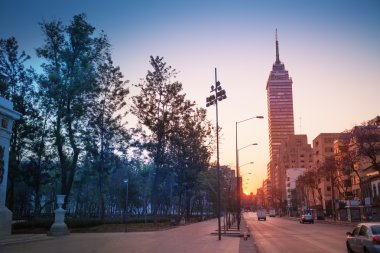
<box><xmin>206</xmin><ymin>68</ymin><xmax>227</xmax><ymax>241</ymax></box>
<box><xmin>235</xmin><ymin>116</ymin><xmax>263</xmax><ymax>229</ymax></box>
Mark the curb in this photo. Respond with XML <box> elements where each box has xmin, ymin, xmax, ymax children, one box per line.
<box><xmin>0</xmin><ymin>234</ymin><xmax>54</xmax><ymax>247</ymax></box>
<box><xmin>281</xmin><ymin>216</ymin><xmax>357</xmax><ymax>227</ymax></box>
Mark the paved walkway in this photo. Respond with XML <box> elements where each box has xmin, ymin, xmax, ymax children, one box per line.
<box><xmin>0</xmin><ymin>218</ymin><xmax>257</xmax><ymax>253</ymax></box>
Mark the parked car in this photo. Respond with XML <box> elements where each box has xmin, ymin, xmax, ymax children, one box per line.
<box><xmin>300</xmin><ymin>211</ymin><xmax>314</xmax><ymax>224</ymax></box>
<box><xmin>257</xmin><ymin>209</ymin><xmax>267</xmax><ymax>221</ymax></box>
<box><xmin>346</xmin><ymin>223</ymin><xmax>380</xmax><ymax>253</ymax></box>
<box><xmin>269</xmin><ymin>209</ymin><xmax>276</xmax><ymax>217</ymax></box>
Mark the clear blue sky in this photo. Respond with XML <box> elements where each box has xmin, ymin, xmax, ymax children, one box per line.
<box><xmin>1</xmin><ymin>0</ymin><xmax>380</xmax><ymax>193</ymax></box>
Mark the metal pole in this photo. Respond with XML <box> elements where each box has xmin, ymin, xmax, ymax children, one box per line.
<box><xmin>215</xmin><ymin>68</ymin><xmax>222</xmax><ymax>241</ymax></box>
<box><xmin>235</xmin><ymin>121</ymin><xmax>241</xmax><ymax>230</ymax></box>
<box><xmin>331</xmin><ymin>171</ymin><xmax>336</xmax><ymax>222</ymax></box>
<box><xmin>123</xmin><ymin>178</ymin><xmax>129</xmax><ymax>232</ymax></box>
<box><xmin>235</xmin><ymin>116</ymin><xmax>263</xmax><ymax>230</ymax></box>
<box><xmin>126</xmin><ymin>181</ymin><xmax>129</xmax><ymax>231</ymax></box>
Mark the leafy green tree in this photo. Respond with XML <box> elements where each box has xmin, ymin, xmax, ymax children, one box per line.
<box><xmin>169</xmin><ymin>107</ymin><xmax>212</xmax><ymax>218</ymax></box>
<box><xmin>36</xmin><ymin>13</ymin><xmax>109</xmax><ymax>205</ymax></box>
<box><xmin>0</xmin><ymin>37</ymin><xmax>40</xmax><ymax>212</ymax></box>
<box><xmin>84</xmin><ymin>53</ymin><xmax>130</xmax><ymax>219</ymax></box>
<box><xmin>131</xmin><ymin>56</ymin><xmax>193</xmax><ymax>224</ymax></box>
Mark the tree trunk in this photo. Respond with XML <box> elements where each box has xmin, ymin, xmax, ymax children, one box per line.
<box><xmin>151</xmin><ymin>165</ymin><xmax>159</xmax><ymax>225</ymax></box>
<box><xmin>7</xmin><ymin>123</ymin><xmax>19</xmax><ymax>211</ymax></box>
<box><xmin>34</xmin><ymin>182</ymin><xmax>41</xmax><ymax>218</ymax></box>
<box><xmin>98</xmin><ymin>167</ymin><xmax>104</xmax><ymax>220</ymax></box>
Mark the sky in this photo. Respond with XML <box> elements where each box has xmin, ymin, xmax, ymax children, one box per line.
<box><xmin>1</xmin><ymin>0</ymin><xmax>380</xmax><ymax>194</ymax></box>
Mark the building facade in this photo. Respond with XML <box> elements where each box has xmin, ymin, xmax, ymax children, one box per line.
<box><xmin>266</xmin><ymin>32</ymin><xmax>295</xmax><ymax>200</ymax></box>
<box><xmin>277</xmin><ymin>134</ymin><xmax>314</xmax><ymax>209</ymax></box>
<box><xmin>312</xmin><ymin>133</ymin><xmax>341</xmax><ymax>214</ymax></box>
<box><xmin>262</xmin><ymin>178</ymin><xmax>271</xmax><ymax>209</ymax></box>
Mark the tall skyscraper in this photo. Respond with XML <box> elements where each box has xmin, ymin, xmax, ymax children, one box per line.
<box><xmin>266</xmin><ymin>31</ymin><xmax>295</xmax><ymax>194</ymax></box>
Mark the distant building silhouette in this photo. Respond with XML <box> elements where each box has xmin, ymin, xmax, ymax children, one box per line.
<box><xmin>266</xmin><ymin>30</ymin><xmax>295</xmax><ymax>207</ymax></box>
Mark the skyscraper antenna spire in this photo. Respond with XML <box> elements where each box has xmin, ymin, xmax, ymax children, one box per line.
<box><xmin>276</xmin><ymin>28</ymin><xmax>278</xmax><ymax>41</ymax></box>
<box><xmin>275</xmin><ymin>29</ymin><xmax>280</xmax><ymax>64</ymax></box>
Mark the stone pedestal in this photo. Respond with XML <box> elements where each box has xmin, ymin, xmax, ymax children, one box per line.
<box><xmin>48</xmin><ymin>208</ymin><xmax>69</xmax><ymax>236</ymax></box>
<box><xmin>0</xmin><ymin>97</ymin><xmax>21</xmax><ymax>236</ymax></box>
<box><xmin>180</xmin><ymin>217</ymin><xmax>186</xmax><ymax>225</ymax></box>
<box><xmin>48</xmin><ymin>195</ymin><xmax>69</xmax><ymax>236</ymax></box>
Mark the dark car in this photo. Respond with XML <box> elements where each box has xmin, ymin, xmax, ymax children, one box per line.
<box><xmin>346</xmin><ymin>223</ymin><xmax>380</xmax><ymax>253</ymax></box>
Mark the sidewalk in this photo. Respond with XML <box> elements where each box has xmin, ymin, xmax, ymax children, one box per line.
<box><xmin>0</xmin><ymin>234</ymin><xmax>54</xmax><ymax>246</ymax></box>
<box><xmin>0</xmin><ymin>218</ymin><xmax>242</xmax><ymax>253</ymax></box>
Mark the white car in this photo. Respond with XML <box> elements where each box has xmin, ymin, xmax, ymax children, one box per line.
<box><xmin>269</xmin><ymin>209</ymin><xmax>276</xmax><ymax>217</ymax></box>
<box><xmin>300</xmin><ymin>212</ymin><xmax>314</xmax><ymax>224</ymax></box>
<box><xmin>257</xmin><ymin>209</ymin><xmax>267</xmax><ymax>221</ymax></box>
<box><xmin>346</xmin><ymin>223</ymin><xmax>380</xmax><ymax>253</ymax></box>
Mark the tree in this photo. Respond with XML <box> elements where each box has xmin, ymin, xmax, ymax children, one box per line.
<box><xmin>295</xmin><ymin>171</ymin><xmax>319</xmax><ymax>211</ymax></box>
<box><xmin>318</xmin><ymin>156</ymin><xmax>345</xmax><ymax>219</ymax></box>
<box><xmin>84</xmin><ymin>53</ymin><xmax>130</xmax><ymax>219</ymax></box>
<box><xmin>37</xmin><ymin>13</ymin><xmax>109</xmax><ymax>205</ymax></box>
<box><xmin>336</xmin><ymin>132</ymin><xmax>365</xmax><ymax>200</ymax></box>
<box><xmin>270</xmin><ymin>185</ymin><xmax>284</xmax><ymax>211</ymax></box>
<box><xmin>295</xmin><ymin>174</ymin><xmax>307</xmax><ymax>210</ymax></box>
<box><xmin>0</xmin><ymin>37</ymin><xmax>41</xmax><ymax>212</ymax></box>
<box><xmin>351</xmin><ymin>122</ymin><xmax>380</xmax><ymax>171</ymax></box>
<box><xmin>304</xmin><ymin>170</ymin><xmax>320</xmax><ymax>207</ymax></box>
<box><xmin>169</xmin><ymin>107</ymin><xmax>212</xmax><ymax>218</ymax></box>
<box><xmin>131</xmin><ymin>56</ymin><xmax>194</xmax><ymax>224</ymax></box>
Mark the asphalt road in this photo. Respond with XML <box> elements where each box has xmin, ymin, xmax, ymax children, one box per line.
<box><xmin>243</xmin><ymin>212</ymin><xmax>355</xmax><ymax>253</ymax></box>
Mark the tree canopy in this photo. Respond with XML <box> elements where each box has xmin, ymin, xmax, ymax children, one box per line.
<box><xmin>1</xmin><ymin>14</ymin><xmax>220</xmax><ymax>223</ymax></box>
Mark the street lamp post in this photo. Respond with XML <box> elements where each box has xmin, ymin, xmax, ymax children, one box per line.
<box><xmin>236</xmin><ymin>145</ymin><xmax>256</xmax><ymax>230</ymax></box>
<box><xmin>206</xmin><ymin>68</ymin><xmax>227</xmax><ymax>241</ymax></box>
<box><xmin>123</xmin><ymin>178</ymin><xmax>129</xmax><ymax>232</ymax></box>
<box><xmin>235</xmin><ymin>116</ymin><xmax>263</xmax><ymax>229</ymax></box>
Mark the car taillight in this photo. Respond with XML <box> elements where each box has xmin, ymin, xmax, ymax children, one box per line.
<box><xmin>373</xmin><ymin>236</ymin><xmax>380</xmax><ymax>244</ymax></box>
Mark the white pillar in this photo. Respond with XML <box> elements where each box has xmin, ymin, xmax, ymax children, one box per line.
<box><xmin>0</xmin><ymin>97</ymin><xmax>21</xmax><ymax>236</ymax></box>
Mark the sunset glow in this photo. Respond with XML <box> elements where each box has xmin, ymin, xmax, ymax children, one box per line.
<box><xmin>1</xmin><ymin>0</ymin><xmax>379</xmax><ymax>195</ymax></box>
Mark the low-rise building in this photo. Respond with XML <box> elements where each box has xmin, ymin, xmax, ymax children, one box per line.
<box><xmin>313</xmin><ymin>133</ymin><xmax>341</xmax><ymax>215</ymax></box>
<box><xmin>277</xmin><ymin>134</ymin><xmax>313</xmax><ymax>211</ymax></box>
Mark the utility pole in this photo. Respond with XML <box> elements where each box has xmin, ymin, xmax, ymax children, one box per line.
<box><xmin>206</xmin><ymin>68</ymin><xmax>227</xmax><ymax>240</ymax></box>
